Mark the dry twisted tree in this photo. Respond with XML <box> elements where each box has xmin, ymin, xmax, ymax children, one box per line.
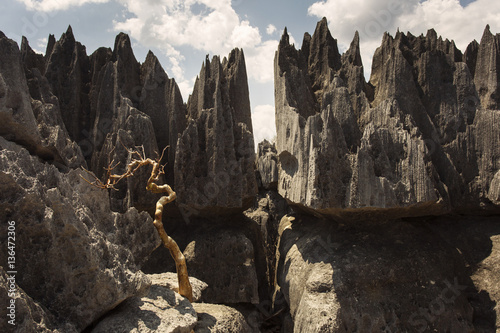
<box><xmin>81</xmin><ymin>145</ymin><xmax>193</xmax><ymax>302</ymax></box>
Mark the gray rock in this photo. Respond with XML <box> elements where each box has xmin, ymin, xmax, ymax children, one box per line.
<box><xmin>256</xmin><ymin>139</ymin><xmax>278</xmax><ymax>190</ymax></box>
<box><xmin>0</xmin><ymin>267</ymin><xmax>77</xmax><ymax>333</ymax></box>
<box><xmin>183</xmin><ymin>229</ymin><xmax>259</xmax><ymax>304</ymax></box>
<box><xmin>175</xmin><ymin>49</ymin><xmax>257</xmax><ymax>215</ymax></box>
<box><xmin>474</xmin><ymin>25</ymin><xmax>500</xmax><ymax>110</ymax></box>
<box><xmin>0</xmin><ymin>147</ymin><xmax>161</xmax><ymax>331</ymax></box>
<box><xmin>89</xmin><ymin>34</ymin><xmax>162</xmax><ymax>213</ymax></box>
<box><xmin>0</xmin><ymin>31</ymin><xmax>83</xmax><ymax>169</ymax></box>
<box><xmin>274</xmin><ymin>18</ymin><xmax>500</xmax><ymax>217</ymax></box>
<box><xmin>139</xmin><ymin>51</ymin><xmax>187</xmax><ymax>185</ymax></box>
<box><xmin>44</xmin><ymin>25</ymin><xmax>92</xmax><ymax>145</ymax></box>
<box><xmin>244</xmin><ymin>191</ymin><xmax>289</xmax><ymax>289</ymax></box>
<box><xmin>274</xmin><ymin>214</ymin><xmax>499</xmax><ymax>332</ymax></box>
<box><xmin>20</xmin><ymin>37</ymin><xmax>86</xmax><ymax>169</ymax></box>
<box><xmin>193</xmin><ymin>303</ymin><xmax>253</xmax><ymax>333</ymax></box>
<box><xmin>147</xmin><ymin>272</ymin><xmax>208</xmax><ymax>303</ymax></box>
<box><xmin>91</xmin><ymin>284</ymin><xmax>197</xmax><ymax>333</ymax></box>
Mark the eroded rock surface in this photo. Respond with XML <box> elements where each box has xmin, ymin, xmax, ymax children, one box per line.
<box><xmin>183</xmin><ymin>228</ymin><xmax>260</xmax><ymax>304</ymax></box>
<box><xmin>175</xmin><ymin>49</ymin><xmax>257</xmax><ymax>215</ymax></box>
<box><xmin>91</xmin><ymin>285</ymin><xmax>197</xmax><ymax>333</ymax></box>
<box><xmin>0</xmin><ymin>146</ymin><xmax>161</xmax><ymax>331</ymax></box>
<box><xmin>193</xmin><ymin>303</ymin><xmax>253</xmax><ymax>333</ymax></box>
<box><xmin>256</xmin><ymin>139</ymin><xmax>278</xmax><ymax>190</ymax></box>
<box><xmin>274</xmin><ymin>18</ymin><xmax>500</xmax><ymax>217</ymax></box>
<box><xmin>274</xmin><ymin>214</ymin><xmax>499</xmax><ymax>332</ymax></box>
<box><xmin>0</xmin><ymin>31</ymin><xmax>85</xmax><ymax>170</ymax></box>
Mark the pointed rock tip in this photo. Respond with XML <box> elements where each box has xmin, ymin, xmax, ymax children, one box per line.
<box><xmin>426</xmin><ymin>28</ymin><xmax>437</xmax><ymax>39</ymax></box>
<box><xmin>352</xmin><ymin>31</ymin><xmax>360</xmax><ymax>44</ymax></box>
<box><xmin>228</xmin><ymin>47</ymin><xmax>244</xmax><ymax>63</ymax></box>
<box><xmin>113</xmin><ymin>32</ymin><xmax>132</xmax><ymax>53</ymax></box>
<box><xmin>315</xmin><ymin>17</ymin><xmax>329</xmax><ymax>33</ymax></box>
<box><xmin>280</xmin><ymin>27</ymin><xmax>290</xmax><ymax>46</ymax></box>
<box><xmin>144</xmin><ymin>50</ymin><xmax>159</xmax><ymax>65</ymax></box>
<box><xmin>21</xmin><ymin>35</ymin><xmax>29</xmax><ymax>46</ymax></box>
<box><xmin>480</xmin><ymin>24</ymin><xmax>493</xmax><ymax>43</ymax></box>
<box><xmin>61</xmin><ymin>25</ymin><xmax>75</xmax><ymax>42</ymax></box>
<box><xmin>482</xmin><ymin>24</ymin><xmax>492</xmax><ymax>36</ymax></box>
<box><xmin>0</xmin><ymin>31</ymin><xmax>5</xmax><ymax>39</ymax></box>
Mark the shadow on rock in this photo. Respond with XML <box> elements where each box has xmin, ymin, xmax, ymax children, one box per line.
<box><xmin>275</xmin><ymin>214</ymin><xmax>499</xmax><ymax>332</ymax></box>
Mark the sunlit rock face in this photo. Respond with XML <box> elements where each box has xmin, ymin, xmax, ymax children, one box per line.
<box><xmin>274</xmin><ymin>18</ymin><xmax>500</xmax><ymax>218</ymax></box>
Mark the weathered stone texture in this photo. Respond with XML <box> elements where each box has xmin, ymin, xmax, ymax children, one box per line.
<box><xmin>256</xmin><ymin>139</ymin><xmax>278</xmax><ymax>190</ymax></box>
<box><xmin>0</xmin><ymin>147</ymin><xmax>161</xmax><ymax>331</ymax></box>
<box><xmin>175</xmin><ymin>49</ymin><xmax>257</xmax><ymax>214</ymax></box>
<box><xmin>274</xmin><ymin>18</ymin><xmax>500</xmax><ymax>216</ymax></box>
<box><xmin>91</xmin><ymin>285</ymin><xmax>197</xmax><ymax>333</ymax></box>
<box><xmin>274</xmin><ymin>214</ymin><xmax>498</xmax><ymax>332</ymax></box>
<box><xmin>0</xmin><ymin>32</ymin><xmax>85</xmax><ymax>170</ymax></box>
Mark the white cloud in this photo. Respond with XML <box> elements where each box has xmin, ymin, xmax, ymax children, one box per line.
<box><xmin>266</xmin><ymin>24</ymin><xmax>277</xmax><ymax>35</ymax></box>
<box><xmin>17</xmin><ymin>0</ymin><xmax>110</xmax><ymax>11</ymax></box>
<box><xmin>244</xmin><ymin>39</ymin><xmax>278</xmax><ymax>84</ymax></box>
<box><xmin>252</xmin><ymin>104</ymin><xmax>276</xmax><ymax>145</ymax></box>
<box><xmin>397</xmin><ymin>0</ymin><xmax>500</xmax><ymax>50</ymax></box>
<box><xmin>111</xmin><ymin>0</ymin><xmax>276</xmax><ymax>98</ymax></box>
<box><xmin>308</xmin><ymin>0</ymin><xmax>500</xmax><ymax>80</ymax></box>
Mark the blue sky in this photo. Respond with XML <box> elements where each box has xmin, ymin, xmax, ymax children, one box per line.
<box><xmin>0</xmin><ymin>0</ymin><xmax>498</xmax><ymax>144</ymax></box>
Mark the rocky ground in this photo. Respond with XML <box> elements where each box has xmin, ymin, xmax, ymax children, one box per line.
<box><xmin>1</xmin><ymin>18</ymin><xmax>499</xmax><ymax>333</ymax></box>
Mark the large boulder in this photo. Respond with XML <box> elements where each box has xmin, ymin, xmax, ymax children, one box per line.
<box><xmin>0</xmin><ymin>267</ymin><xmax>76</xmax><ymax>333</ymax></box>
<box><xmin>0</xmin><ymin>146</ymin><xmax>161</xmax><ymax>331</ymax></box>
<box><xmin>193</xmin><ymin>303</ymin><xmax>254</xmax><ymax>333</ymax></box>
<box><xmin>91</xmin><ymin>284</ymin><xmax>197</xmax><ymax>333</ymax></box>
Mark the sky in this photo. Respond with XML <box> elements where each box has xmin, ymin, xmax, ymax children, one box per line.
<box><xmin>1</xmin><ymin>0</ymin><xmax>499</xmax><ymax>146</ymax></box>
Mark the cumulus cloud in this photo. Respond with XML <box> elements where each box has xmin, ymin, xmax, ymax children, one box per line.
<box><xmin>111</xmin><ymin>0</ymin><xmax>278</xmax><ymax>98</ymax></box>
<box><xmin>266</xmin><ymin>24</ymin><xmax>277</xmax><ymax>35</ymax></box>
<box><xmin>252</xmin><ymin>104</ymin><xmax>276</xmax><ymax>146</ymax></box>
<box><xmin>308</xmin><ymin>0</ymin><xmax>500</xmax><ymax>80</ymax></box>
<box><xmin>17</xmin><ymin>0</ymin><xmax>110</xmax><ymax>11</ymax></box>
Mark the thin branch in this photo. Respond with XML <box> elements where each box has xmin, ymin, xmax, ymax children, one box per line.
<box><xmin>81</xmin><ymin>143</ymin><xmax>193</xmax><ymax>302</ymax></box>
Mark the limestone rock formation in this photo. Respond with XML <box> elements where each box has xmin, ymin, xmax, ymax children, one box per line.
<box><xmin>0</xmin><ymin>32</ymin><xmax>84</xmax><ymax>170</ymax></box>
<box><xmin>89</xmin><ymin>34</ymin><xmax>163</xmax><ymax>213</ymax></box>
<box><xmin>175</xmin><ymin>49</ymin><xmax>257</xmax><ymax>215</ymax></box>
<box><xmin>274</xmin><ymin>18</ymin><xmax>500</xmax><ymax>217</ymax></box>
<box><xmin>473</xmin><ymin>25</ymin><xmax>500</xmax><ymax>110</ymax></box>
<box><xmin>183</xmin><ymin>229</ymin><xmax>260</xmax><ymax>304</ymax></box>
<box><xmin>274</xmin><ymin>214</ymin><xmax>498</xmax><ymax>332</ymax></box>
<box><xmin>148</xmin><ymin>272</ymin><xmax>208</xmax><ymax>303</ymax></box>
<box><xmin>0</xmin><ymin>146</ymin><xmax>161</xmax><ymax>331</ymax></box>
<box><xmin>193</xmin><ymin>303</ymin><xmax>254</xmax><ymax>333</ymax></box>
<box><xmin>91</xmin><ymin>284</ymin><xmax>197</xmax><ymax>333</ymax></box>
<box><xmin>139</xmin><ymin>51</ymin><xmax>187</xmax><ymax>185</ymax></box>
<box><xmin>244</xmin><ymin>191</ymin><xmax>290</xmax><ymax>290</ymax></box>
<box><xmin>256</xmin><ymin>139</ymin><xmax>278</xmax><ymax>190</ymax></box>
<box><xmin>0</xmin><ymin>267</ymin><xmax>77</xmax><ymax>333</ymax></box>
<box><xmin>44</xmin><ymin>26</ymin><xmax>91</xmax><ymax>145</ymax></box>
